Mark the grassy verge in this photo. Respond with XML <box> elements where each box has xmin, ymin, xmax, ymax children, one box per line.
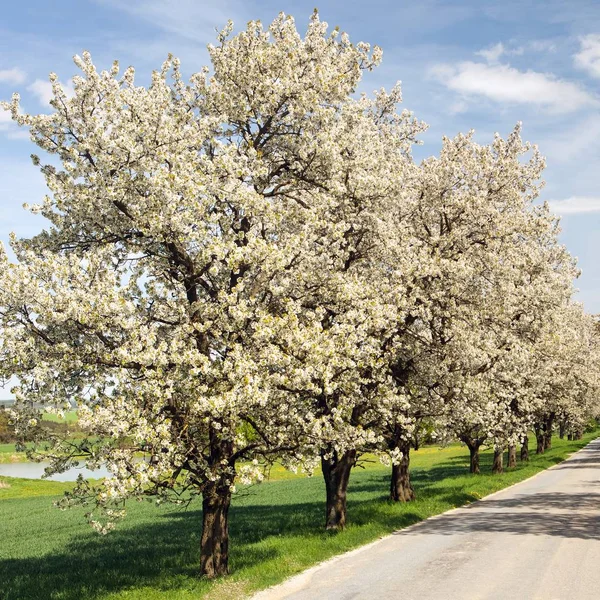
<box><xmin>0</xmin><ymin>432</ymin><xmax>596</xmax><ymax>600</ymax></box>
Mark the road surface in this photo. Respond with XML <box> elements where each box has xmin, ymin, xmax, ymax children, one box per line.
<box><xmin>253</xmin><ymin>439</ymin><xmax>600</xmax><ymax>600</ymax></box>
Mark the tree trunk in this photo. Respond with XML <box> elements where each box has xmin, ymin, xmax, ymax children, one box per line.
<box><xmin>200</xmin><ymin>483</ymin><xmax>232</xmax><ymax>578</ymax></box>
<box><xmin>492</xmin><ymin>447</ymin><xmax>504</xmax><ymax>474</ymax></box>
<box><xmin>520</xmin><ymin>435</ymin><xmax>529</xmax><ymax>462</ymax></box>
<box><xmin>535</xmin><ymin>424</ymin><xmax>545</xmax><ymax>454</ymax></box>
<box><xmin>559</xmin><ymin>421</ymin><xmax>566</xmax><ymax>439</ymax></box>
<box><xmin>463</xmin><ymin>437</ymin><xmax>482</xmax><ymax>474</ymax></box>
<box><xmin>390</xmin><ymin>439</ymin><xmax>415</xmax><ymax>502</ymax></box>
<box><xmin>568</xmin><ymin>433</ymin><xmax>574</xmax><ymax>441</ymax></box>
<box><xmin>507</xmin><ymin>444</ymin><xmax>517</xmax><ymax>468</ymax></box>
<box><xmin>536</xmin><ymin>436</ymin><xmax>545</xmax><ymax>454</ymax></box>
<box><xmin>544</xmin><ymin>414</ymin><xmax>554</xmax><ymax>450</ymax></box>
<box><xmin>321</xmin><ymin>449</ymin><xmax>356</xmax><ymax>530</ymax></box>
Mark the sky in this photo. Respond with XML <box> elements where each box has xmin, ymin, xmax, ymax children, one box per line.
<box><xmin>1</xmin><ymin>0</ymin><xmax>600</xmax><ymax>310</ymax></box>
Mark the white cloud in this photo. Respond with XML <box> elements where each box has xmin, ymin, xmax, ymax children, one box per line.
<box><xmin>0</xmin><ymin>104</ymin><xmax>22</xmax><ymax>140</ymax></box>
<box><xmin>0</xmin><ymin>67</ymin><xmax>26</xmax><ymax>85</ymax></box>
<box><xmin>475</xmin><ymin>40</ymin><xmax>557</xmax><ymax>64</ymax></box>
<box><xmin>509</xmin><ymin>40</ymin><xmax>557</xmax><ymax>55</ymax></box>
<box><xmin>574</xmin><ymin>34</ymin><xmax>600</xmax><ymax>79</ymax></box>
<box><xmin>0</xmin><ymin>107</ymin><xmax>12</xmax><ymax>125</ymax></box>
<box><xmin>529</xmin><ymin>40</ymin><xmax>557</xmax><ymax>53</ymax></box>
<box><xmin>547</xmin><ymin>196</ymin><xmax>600</xmax><ymax>215</ymax></box>
<box><xmin>28</xmin><ymin>78</ymin><xmax>75</xmax><ymax>107</ymax></box>
<box><xmin>27</xmin><ymin>79</ymin><xmax>53</xmax><ymax>105</ymax></box>
<box><xmin>95</xmin><ymin>0</ymin><xmax>246</xmax><ymax>42</ymax></box>
<box><xmin>448</xmin><ymin>99</ymin><xmax>469</xmax><ymax>114</ymax></box>
<box><xmin>5</xmin><ymin>129</ymin><xmax>30</xmax><ymax>140</ymax></box>
<box><xmin>430</xmin><ymin>61</ymin><xmax>596</xmax><ymax>113</ymax></box>
<box><xmin>476</xmin><ymin>43</ymin><xmax>505</xmax><ymax>63</ymax></box>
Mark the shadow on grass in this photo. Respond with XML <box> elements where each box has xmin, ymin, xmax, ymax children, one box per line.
<box><xmin>0</xmin><ymin>437</ymin><xmax>596</xmax><ymax>600</ymax></box>
<box><xmin>0</xmin><ymin>457</ymin><xmax>448</xmax><ymax>600</ymax></box>
<box><xmin>0</xmin><ymin>494</ymin><xmax>422</xmax><ymax>600</ymax></box>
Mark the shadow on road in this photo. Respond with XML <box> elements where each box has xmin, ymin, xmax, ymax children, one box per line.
<box><xmin>397</xmin><ymin>497</ymin><xmax>600</xmax><ymax>540</ymax></box>
<box><xmin>397</xmin><ymin>442</ymin><xmax>600</xmax><ymax>541</ymax></box>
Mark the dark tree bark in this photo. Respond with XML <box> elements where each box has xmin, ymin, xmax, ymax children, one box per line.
<box><xmin>559</xmin><ymin>421</ymin><xmax>566</xmax><ymax>439</ymax></box>
<box><xmin>492</xmin><ymin>447</ymin><xmax>504</xmax><ymax>474</ymax></box>
<box><xmin>568</xmin><ymin>432</ymin><xmax>574</xmax><ymax>441</ymax></box>
<box><xmin>535</xmin><ymin>424</ymin><xmax>545</xmax><ymax>454</ymax></box>
<box><xmin>200</xmin><ymin>482</ymin><xmax>232</xmax><ymax>578</ymax></box>
<box><xmin>520</xmin><ymin>435</ymin><xmax>529</xmax><ymax>462</ymax></box>
<box><xmin>413</xmin><ymin>431</ymin><xmax>420</xmax><ymax>451</ymax></box>
<box><xmin>390</xmin><ymin>439</ymin><xmax>415</xmax><ymax>502</ymax></box>
<box><xmin>507</xmin><ymin>444</ymin><xmax>517</xmax><ymax>468</ymax></box>
<box><xmin>469</xmin><ymin>445</ymin><xmax>480</xmax><ymax>474</ymax></box>
<box><xmin>321</xmin><ymin>449</ymin><xmax>356</xmax><ymax>530</ymax></box>
<box><xmin>544</xmin><ymin>414</ymin><xmax>555</xmax><ymax>450</ymax></box>
<box><xmin>462</xmin><ymin>436</ymin><xmax>483</xmax><ymax>474</ymax></box>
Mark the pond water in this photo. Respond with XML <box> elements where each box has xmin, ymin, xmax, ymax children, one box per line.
<box><xmin>0</xmin><ymin>461</ymin><xmax>111</xmax><ymax>481</ymax></box>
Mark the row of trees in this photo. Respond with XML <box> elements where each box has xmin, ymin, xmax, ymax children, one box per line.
<box><xmin>1</xmin><ymin>12</ymin><xmax>599</xmax><ymax>578</ymax></box>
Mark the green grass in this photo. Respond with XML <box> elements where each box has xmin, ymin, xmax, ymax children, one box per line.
<box><xmin>41</xmin><ymin>411</ymin><xmax>79</xmax><ymax>423</ymax></box>
<box><xmin>0</xmin><ymin>432</ymin><xmax>596</xmax><ymax>600</ymax></box>
<box><xmin>0</xmin><ymin>476</ymin><xmax>72</xmax><ymax>499</ymax></box>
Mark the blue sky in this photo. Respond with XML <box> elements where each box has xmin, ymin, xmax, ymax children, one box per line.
<box><xmin>1</xmin><ymin>0</ymin><xmax>600</xmax><ymax>309</ymax></box>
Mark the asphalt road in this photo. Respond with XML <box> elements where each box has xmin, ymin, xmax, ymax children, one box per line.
<box><xmin>253</xmin><ymin>438</ymin><xmax>600</xmax><ymax>600</ymax></box>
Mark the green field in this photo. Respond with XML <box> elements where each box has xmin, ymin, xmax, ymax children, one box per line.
<box><xmin>41</xmin><ymin>411</ymin><xmax>79</xmax><ymax>423</ymax></box>
<box><xmin>0</xmin><ymin>433</ymin><xmax>596</xmax><ymax>600</ymax></box>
